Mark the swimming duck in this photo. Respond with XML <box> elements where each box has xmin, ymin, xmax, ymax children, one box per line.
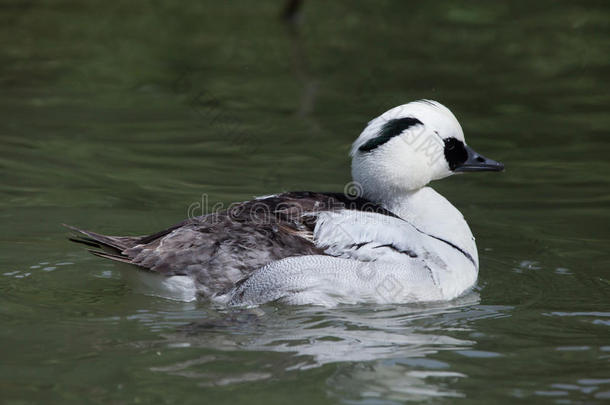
<box><xmin>67</xmin><ymin>100</ymin><xmax>503</xmax><ymax>307</ymax></box>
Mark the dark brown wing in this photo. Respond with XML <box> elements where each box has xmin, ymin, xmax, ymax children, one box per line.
<box><xmin>66</xmin><ymin>191</ymin><xmax>396</xmax><ymax>296</ymax></box>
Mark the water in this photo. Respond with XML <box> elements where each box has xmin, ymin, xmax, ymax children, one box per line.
<box><xmin>1</xmin><ymin>1</ymin><xmax>609</xmax><ymax>403</ymax></box>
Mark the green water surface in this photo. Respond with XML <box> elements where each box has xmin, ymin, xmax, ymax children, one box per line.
<box><xmin>1</xmin><ymin>1</ymin><xmax>609</xmax><ymax>403</ymax></box>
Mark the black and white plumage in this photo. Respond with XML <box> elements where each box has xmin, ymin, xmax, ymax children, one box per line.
<box><xmin>67</xmin><ymin>192</ymin><xmax>396</xmax><ymax>296</ymax></box>
<box><xmin>67</xmin><ymin>100</ymin><xmax>503</xmax><ymax>307</ymax></box>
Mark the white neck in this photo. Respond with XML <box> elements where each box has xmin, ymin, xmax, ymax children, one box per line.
<box><xmin>371</xmin><ymin>186</ymin><xmax>479</xmax><ymax>268</ymax></box>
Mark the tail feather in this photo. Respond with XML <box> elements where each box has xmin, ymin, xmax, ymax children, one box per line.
<box><xmin>64</xmin><ymin>222</ymin><xmax>181</xmax><ymax>270</ymax></box>
<box><xmin>63</xmin><ymin>224</ymin><xmax>138</xmax><ymax>253</ymax></box>
<box><xmin>88</xmin><ymin>249</ymin><xmax>143</xmax><ymax>267</ymax></box>
<box><xmin>64</xmin><ymin>224</ymin><xmax>145</xmax><ymax>269</ymax></box>
<box><xmin>68</xmin><ymin>236</ymin><xmax>103</xmax><ymax>248</ymax></box>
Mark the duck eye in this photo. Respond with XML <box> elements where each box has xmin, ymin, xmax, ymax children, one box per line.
<box><xmin>443</xmin><ymin>138</ymin><xmax>468</xmax><ymax>170</ymax></box>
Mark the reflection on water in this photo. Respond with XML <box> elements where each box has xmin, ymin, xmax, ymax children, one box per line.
<box><xmin>1</xmin><ymin>0</ymin><xmax>609</xmax><ymax>403</ymax></box>
<box><xmin>125</xmin><ymin>293</ymin><xmax>516</xmax><ymax>401</ymax></box>
<box><xmin>178</xmin><ymin>294</ymin><xmax>483</xmax><ymax>365</ymax></box>
<box><xmin>2</xmin><ymin>229</ymin><xmax>609</xmax><ymax>404</ymax></box>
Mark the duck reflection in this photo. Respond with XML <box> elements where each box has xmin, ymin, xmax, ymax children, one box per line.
<box><xmin>141</xmin><ymin>292</ymin><xmax>512</xmax><ymax>401</ymax></box>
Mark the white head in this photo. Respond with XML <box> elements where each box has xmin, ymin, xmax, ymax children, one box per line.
<box><xmin>351</xmin><ymin>100</ymin><xmax>503</xmax><ymax>203</ymax></box>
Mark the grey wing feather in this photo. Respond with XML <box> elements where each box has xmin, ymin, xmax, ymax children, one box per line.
<box><xmin>66</xmin><ymin>192</ymin><xmax>398</xmax><ymax>296</ymax></box>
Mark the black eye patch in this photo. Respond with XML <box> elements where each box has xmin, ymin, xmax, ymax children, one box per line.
<box><xmin>358</xmin><ymin>117</ymin><xmax>423</xmax><ymax>153</ymax></box>
<box><xmin>443</xmin><ymin>137</ymin><xmax>468</xmax><ymax>170</ymax></box>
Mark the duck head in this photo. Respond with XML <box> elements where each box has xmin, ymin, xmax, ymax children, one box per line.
<box><xmin>350</xmin><ymin>100</ymin><xmax>503</xmax><ymax>202</ymax></box>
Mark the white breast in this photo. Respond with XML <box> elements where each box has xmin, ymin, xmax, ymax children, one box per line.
<box><xmin>386</xmin><ymin>187</ymin><xmax>479</xmax><ymax>269</ymax></box>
